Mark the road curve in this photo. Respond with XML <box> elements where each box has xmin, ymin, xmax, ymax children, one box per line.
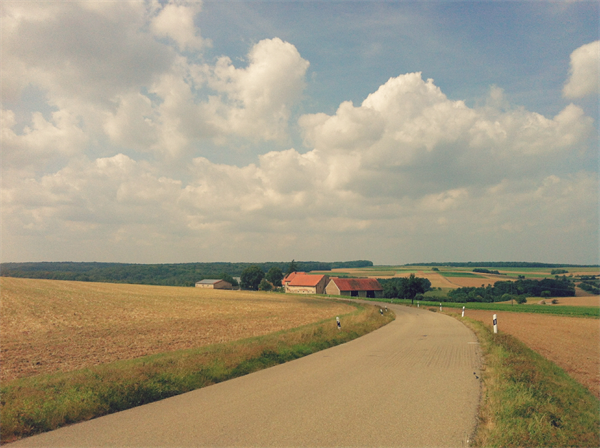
<box><xmin>9</xmin><ymin>303</ymin><xmax>481</xmax><ymax>447</ymax></box>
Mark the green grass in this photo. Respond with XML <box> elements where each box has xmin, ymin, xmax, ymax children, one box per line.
<box><xmin>363</xmin><ymin>298</ymin><xmax>599</xmax><ymax>318</ymax></box>
<box><xmin>424</xmin><ymin>288</ymin><xmax>453</xmax><ymax>297</ymax></box>
<box><xmin>0</xmin><ymin>304</ymin><xmax>394</xmax><ymax>444</ymax></box>
<box><xmin>461</xmin><ymin>318</ymin><xmax>600</xmax><ymax>447</ymax></box>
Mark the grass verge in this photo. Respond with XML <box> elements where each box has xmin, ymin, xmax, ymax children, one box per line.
<box><xmin>1</xmin><ymin>303</ymin><xmax>394</xmax><ymax>444</ymax></box>
<box><xmin>460</xmin><ymin>317</ymin><xmax>600</xmax><ymax>447</ymax></box>
<box><xmin>368</xmin><ymin>298</ymin><xmax>599</xmax><ymax>318</ymax></box>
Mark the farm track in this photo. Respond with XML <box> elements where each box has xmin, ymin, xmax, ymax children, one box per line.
<box><xmin>461</xmin><ymin>309</ymin><xmax>600</xmax><ymax>398</ymax></box>
<box><xmin>8</xmin><ymin>304</ymin><xmax>481</xmax><ymax>448</ymax></box>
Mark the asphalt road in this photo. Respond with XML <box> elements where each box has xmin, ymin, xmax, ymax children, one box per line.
<box><xmin>9</xmin><ymin>302</ymin><xmax>481</xmax><ymax>447</ymax></box>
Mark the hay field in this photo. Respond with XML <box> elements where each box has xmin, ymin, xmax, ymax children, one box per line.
<box><xmin>1</xmin><ymin>277</ymin><xmax>353</xmax><ymax>382</ymax></box>
<box><xmin>462</xmin><ymin>309</ymin><xmax>600</xmax><ymax>398</ymax></box>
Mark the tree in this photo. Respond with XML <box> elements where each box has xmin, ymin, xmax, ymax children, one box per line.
<box><xmin>240</xmin><ymin>266</ymin><xmax>265</xmax><ymax>291</ymax></box>
<box><xmin>265</xmin><ymin>267</ymin><xmax>283</xmax><ymax>287</ymax></box>
<box><xmin>516</xmin><ymin>295</ymin><xmax>527</xmax><ymax>304</ymax></box>
<box><xmin>258</xmin><ymin>278</ymin><xmax>272</xmax><ymax>291</ymax></box>
<box><xmin>287</xmin><ymin>259</ymin><xmax>299</xmax><ymax>275</ymax></box>
<box><xmin>406</xmin><ymin>274</ymin><xmax>427</xmax><ymax>304</ymax></box>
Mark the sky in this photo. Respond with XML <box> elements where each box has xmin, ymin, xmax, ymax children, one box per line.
<box><xmin>1</xmin><ymin>0</ymin><xmax>599</xmax><ymax>265</ymax></box>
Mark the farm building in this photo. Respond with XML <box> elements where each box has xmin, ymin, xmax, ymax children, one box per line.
<box><xmin>281</xmin><ymin>271</ymin><xmax>305</xmax><ymax>288</ymax></box>
<box><xmin>284</xmin><ymin>273</ymin><xmax>329</xmax><ymax>294</ymax></box>
<box><xmin>195</xmin><ymin>279</ymin><xmax>233</xmax><ymax>290</ymax></box>
<box><xmin>326</xmin><ymin>278</ymin><xmax>383</xmax><ymax>298</ymax></box>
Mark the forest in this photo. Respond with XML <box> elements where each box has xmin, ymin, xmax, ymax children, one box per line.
<box><xmin>444</xmin><ymin>277</ymin><xmax>576</xmax><ymax>303</ymax></box>
<box><xmin>0</xmin><ymin>260</ymin><xmax>373</xmax><ymax>287</ymax></box>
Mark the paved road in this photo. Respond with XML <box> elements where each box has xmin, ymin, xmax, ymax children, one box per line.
<box><xmin>10</xmin><ymin>303</ymin><xmax>481</xmax><ymax>447</ymax></box>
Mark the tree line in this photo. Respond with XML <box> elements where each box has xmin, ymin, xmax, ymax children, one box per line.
<box><xmin>444</xmin><ymin>277</ymin><xmax>576</xmax><ymax>303</ymax></box>
<box><xmin>405</xmin><ymin>262</ymin><xmax>599</xmax><ymax>268</ymax></box>
<box><xmin>0</xmin><ymin>260</ymin><xmax>372</xmax><ymax>287</ymax></box>
<box><xmin>379</xmin><ymin>275</ymin><xmax>432</xmax><ymax>302</ymax></box>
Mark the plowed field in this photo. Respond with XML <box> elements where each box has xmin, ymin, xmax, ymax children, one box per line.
<box><xmin>461</xmin><ymin>309</ymin><xmax>600</xmax><ymax>398</ymax></box>
<box><xmin>0</xmin><ymin>278</ymin><xmax>354</xmax><ymax>382</ymax></box>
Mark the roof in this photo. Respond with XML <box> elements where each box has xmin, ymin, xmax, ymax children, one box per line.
<box><xmin>287</xmin><ymin>274</ymin><xmax>327</xmax><ymax>287</ymax></box>
<box><xmin>196</xmin><ymin>279</ymin><xmax>228</xmax><ymax>285</ymax></box>
<box><xmin>282</xmin><ymin>272</ymin><xmax>305</xmax><ymax>284</ymax></box>
<box><xmin>329</xmin><ymin>278</ymin><xmax>383</xmax><ymax>291</ymax></box>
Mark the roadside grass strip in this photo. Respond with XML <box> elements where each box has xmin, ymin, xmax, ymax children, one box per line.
<box><xmin>461</xmin><ymin>317</ymin><xmax>600</xmax><ymax>448</ymax></box>
<box><xmin>371</xmin><ymin>298</ymin><xmax>599</xmax><ymax>318</ymax></box>
<box><xmin>0</xmin><ymin>304</ymin><xmax>394</xmax><ymax>444</ymax></box>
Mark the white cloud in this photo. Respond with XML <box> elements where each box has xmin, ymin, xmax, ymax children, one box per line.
<box><xmin>205</xmin><ymin>38</ymin><xmax>310</xmax><ymax>141</ymax></box>
<box><xmin>150</xmin><ymin>1</ymin><xmax>209</xmax><ymax>52</ymax></box>
<box><xmin>299</xmin><ymin>73</ymin><xmax>593</xmax><ymax>198</ymax></box>
<box><xmin>563</xmin><ymin>41</ymin><xmax>600</xmax><ymax>99</ymax></box>
<box><xmin>2</xmin><ymin>109</ymin><xmax>87</xmax><ymax>171</ymax></box>
<box><xmin>0</xmin><ymin>4</ymin><xmax>597</xmax><ymax>264</ymax></box>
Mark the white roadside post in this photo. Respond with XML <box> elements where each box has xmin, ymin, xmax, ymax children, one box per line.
<box><xmin>336</xmin><ymin>316</ymin><xmax>341</xmax><ymax>330</ymax></box>
<box><xmin>493</xmin><ymin>314</ymin><xmax>498</xmax><ymax>334</ymax></box>
<box><xmin>439</xmin><ymin>303</ymin><xmax>442</xmax><ymax>312</ymax></box>
<box><xmin>462</xmin><ymin>306</ymin><xmax>465</xmax><ymax>317</ymax></box>
<box><xmin>417</xmin><ymin>302</ymin><xmax>419</xmax><ymax>308</ymax></box>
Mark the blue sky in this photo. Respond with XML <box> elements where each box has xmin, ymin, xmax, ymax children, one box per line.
<box><xmin>1</xmin><ymin>1</ymin><xmax>598</xmax><ymax>265</ymax></box>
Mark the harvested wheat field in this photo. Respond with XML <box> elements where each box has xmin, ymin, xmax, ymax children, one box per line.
<box><xmin>0</xmin><ymin>277</ymin><xmax>354</xmax><ymax>382</ymax></box>
<box><xmin>443</xmin><ymin>275</ymin><xmax>500</xmax><ymax>288</ymax></box>
<box><xmin>461</xmin><ymin>309</ymin><xmax>600</xmax><ymax>398</ymax></box>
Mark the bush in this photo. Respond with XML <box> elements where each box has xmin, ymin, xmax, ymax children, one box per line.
<box><xmin>540</xmin><ymin>290</ymin><xmax>551</xmax><ymax>298</ymax></box>
<box><xmin>258</xmin><ymin>279</ymin><xmax>272</xmax><ymax>291</ymax></box>
<box><xmin>516</xmin><ymin>295</ymin><xmax>527</xmax><ymax>304</ymax></box>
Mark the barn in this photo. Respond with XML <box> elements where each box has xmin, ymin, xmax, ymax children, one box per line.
<box><xmin>195</xmin><ymin>279</ymin><xmax>233</xmax><ymax>290</ymax></box>
<box><xmin>325</xmin><ymin>278</ymin><xmax>383</xmax><ymax>298</ymax></box>
<box><xmin>284</xmin><ymin>273</ymin><xmax>329</xmax><ymax>294</ymax></box>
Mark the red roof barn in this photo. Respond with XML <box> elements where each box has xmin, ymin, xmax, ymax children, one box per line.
<box><xmin>326</xmin><ymin>278</ymin><xmax>383</xmax><ymax>298</ymax></box>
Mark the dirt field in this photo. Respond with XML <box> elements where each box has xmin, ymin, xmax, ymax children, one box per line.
<box><xmin>0</xmin><ymin>277</ymin><xmax>354</xmax><ymax>382</ymax></box>
<box><xmin>459</xmin><ymin>309</ymin><xmax>600</xmax><ymax>398</ymax></box>
<box><xmin>442</xmin><ymin>275</ymin><xmax>502</xmax><ymax>288</ymax></box>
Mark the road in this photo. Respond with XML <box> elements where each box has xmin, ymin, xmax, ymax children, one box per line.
<box><xmin>9</xmin><ymin>303</ymin><xmax>481</xmax><ymax>447</ymax></box>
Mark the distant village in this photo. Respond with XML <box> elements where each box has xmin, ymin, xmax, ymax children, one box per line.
<box><xmin>195</xmin><ymin>272</ymin><xmax>383</xmax><ymax>298</ymax></box>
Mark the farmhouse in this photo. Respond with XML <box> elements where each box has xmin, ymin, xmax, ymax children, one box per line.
<box><xmin>284</xmin><ymin>273</ymin><xmax>329</xmax><ymax>294</ymax></box>
<box><xmin>326</xmin><ymin>277</ymin><xmax>383</xmax><ymax>298</ymax></box>
<box><xmin>281</xmin><ymin>271</ymin><xmax>305</xmax><ymax>287</ymax></box>
<box><xmin>195</xmin><ymin>279</ymin><xmax>233</xmax><ymax>290</ymax></box>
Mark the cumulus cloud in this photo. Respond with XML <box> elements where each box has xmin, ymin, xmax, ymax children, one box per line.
<box><xmin>299</xmin><ymin>73</ymin><xmax>593</xmax><ymax>197</ymax></box>
<box><xmin>204</xmin><ymin>38</ymin><xmax>310</xmax><ymax>141</ymax></box>
<box><xmin>563</xmin><ymin>41</ymin><xmax>600</xmax><ymax>98</ymax></box>
<box><xmin>1</xmin><ymin>3</ymin><xmax>597</xmax><ymax>264</ymax></box>
<box><xmin>2</xmin><ymin>109</ymin><xmax>88</xmax><ymax>171</ymax></box>
<box><xmin>150</xmin><ymin>1</ymin><xmax>209</xmax><ymax>52</ymax></box>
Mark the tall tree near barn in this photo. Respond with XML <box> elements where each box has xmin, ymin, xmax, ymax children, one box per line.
<box><xmin>240</xmin><ymin>266</ymin><xmax>265</xmax><ymax>291</ymax></box>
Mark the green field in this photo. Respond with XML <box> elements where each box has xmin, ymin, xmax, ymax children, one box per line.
<box><xmin>363</xmin><ymin>298</ymin><xmax>600</xmax><ymax>318</ymax></box>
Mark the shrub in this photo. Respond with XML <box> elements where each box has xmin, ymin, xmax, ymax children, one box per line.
<box><xmin>515</xmin><ymin>295</ymin><xmax>527</xmax><ymax>304</ymax></box>
<box><xmin>258</xmin><ymin>279</ymin><xmax>272</xmax><ymax>291</ymax></box>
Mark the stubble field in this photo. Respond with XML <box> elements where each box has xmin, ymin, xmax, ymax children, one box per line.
<box><xmin>458</xmin><ymin>309</ymin><xmax>600</xmax><ymax>398</ymax></box>
<box><xmin>1</xmin><ymin>277</ymin><xmax>354</xmax><ymax>382</ymax></box>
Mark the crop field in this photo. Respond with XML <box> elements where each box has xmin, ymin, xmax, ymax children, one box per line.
<box><xmin>456</xmin><ymin>309</ymin><xmax>600</xmax><ymax>398</ymax></box>
<box><xmin>500</xmin><ymin>296</ymin><xmax>600</xmax><ymax>307</ymax></box>
<box><xmin>0</xmin><ymin>277</ymin><xmax>354</xmax><ymax>382</ymax></box>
